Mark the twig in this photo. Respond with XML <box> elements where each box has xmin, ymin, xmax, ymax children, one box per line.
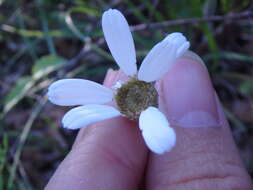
<box><xmin>131</xmin><ymin>11</ymin><xmax>253</xmax><ymax>31</ymax></box>
<box><xmin>59</xmin><ymin>11</ymin><xmax>253</xmax><ymax>75</ymax></box>
<box><xmin>18</xmin><ymin>162</ymin><xmax>33</xmax><ymax>190</ymax></box>
<box><xmin>64</xmin><ymin>38</ymin><xmax>105</xmax><ymax>69</ymax></box>
<box><xmin>8</xmin><ymin>95</ymin><xmax>47</xmax><ymax>188</ymax></box>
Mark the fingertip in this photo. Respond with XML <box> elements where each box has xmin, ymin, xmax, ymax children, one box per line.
<box><xmin>162</xmin><ymin>57</ymin><xmax>220</xmax><ymax>128</ymax></box>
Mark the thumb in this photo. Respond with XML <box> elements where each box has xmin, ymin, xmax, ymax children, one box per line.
<box><xmin>145</xmin><ymin>55</ymin><xmax>253</xmax><ymax>189</ymax></box>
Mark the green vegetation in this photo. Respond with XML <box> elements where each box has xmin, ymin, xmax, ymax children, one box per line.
<box><xmin>1</xmin><ymin>0</ymin><xmax>253</xmax><ymax>189</ymax></box>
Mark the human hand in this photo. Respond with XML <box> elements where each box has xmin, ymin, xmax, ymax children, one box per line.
<box><xmin>45</xmin><ymin>57</ymin><xmax>253</xmax><ymax>190</ymax></box>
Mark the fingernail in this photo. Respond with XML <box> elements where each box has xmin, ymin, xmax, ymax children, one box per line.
<box><xmin>182</xmin><ymin>50</ymin><xmax>205</xmax><ymax>66</ymax></box>
<box><xmin>114</xmin><ymin>69</ymin><xmax>130</xmax><ymax>82</ymax></box>
<box><xmin>103</xmin><ymin>68</ymin><xmax>117</xmax><ymax>87</ymax></box>
<box><xmin>162</xmin><ymin>57</ymin><xmax>221</xmax><ymax>128</ymax></box>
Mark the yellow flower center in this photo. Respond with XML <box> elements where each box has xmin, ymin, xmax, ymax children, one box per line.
<box><xmin>115</xmin><ymin>78</ymin><xmax>158</xmax><ymax>120</ymax></box>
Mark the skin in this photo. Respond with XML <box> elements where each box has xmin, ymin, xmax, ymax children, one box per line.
<box><xmin>45</xmin><ymin>58</ymin><xmax>253</xmax><ymax>190</ymax></box>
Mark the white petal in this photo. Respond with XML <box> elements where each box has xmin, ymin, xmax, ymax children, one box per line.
<box><xmin>62</xmin><ymin>105</ymin><xmax>121</xmax><ymax>129</ymax></box>
<box><xmin>47</xmin><ymin>79</ymin><xmax>113</xmax><ymax>106</ymax></box>
<box><xmin>139</xmin><ymin>107</ymin><xmax>176</xmax><ymax>154</ymax></box>
<box><xmin>102</xmin><ymin>9</ymin><xmax>137</xmax><ymax>76</ymax></box>
<box><xmin>138</xmin><ymin>32</ymin><xmax>190</xmax><ymax>82</ymax></box>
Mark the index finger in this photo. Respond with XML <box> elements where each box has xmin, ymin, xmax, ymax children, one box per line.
<box><xmin>45</xmin><ymin>70</ymin><xmax>148</xmax><ymax>190</ymax></box>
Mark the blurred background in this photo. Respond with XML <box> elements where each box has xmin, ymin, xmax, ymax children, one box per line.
<box><xmin>0</xmin><ymin>0</ymin><xmax>253</xmax><ymax>189</ymax></box>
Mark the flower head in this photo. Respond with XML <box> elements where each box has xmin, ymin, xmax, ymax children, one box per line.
<box><xmin>47</xmin><ymin>9</ymin><xmax>190</xmax><ymax>154</ymax></box>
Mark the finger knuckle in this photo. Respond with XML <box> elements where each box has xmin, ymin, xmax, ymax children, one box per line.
<box><xmin>166</xmin><ymin>173</ymin><xmax>249</xmax><ymax>190</ymax></box>
<box><xmin>154</xmin><ymin>152</ymin><xmax>252</xmax><ymax>190</ymax></box>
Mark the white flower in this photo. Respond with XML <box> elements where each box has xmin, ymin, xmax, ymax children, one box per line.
<box><xmin>47</xmin><ymin>9</ymin><xmax>190</xmax><ymax>154</ymax></box>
